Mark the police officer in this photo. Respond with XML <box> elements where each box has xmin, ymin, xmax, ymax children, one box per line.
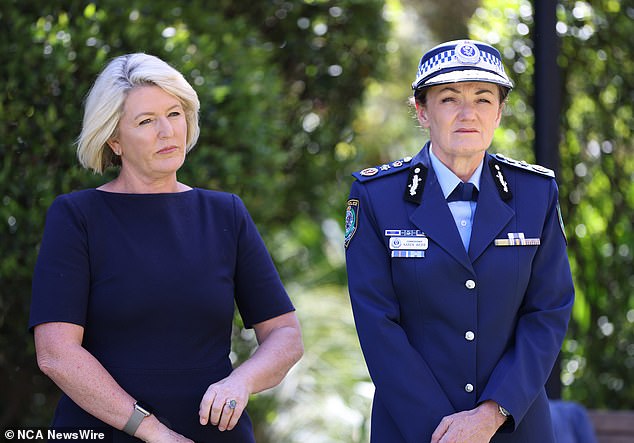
<box><xmin>344</xmin><ymin>39</ymin><xmax>574</xmax><ymax>442</ymax></box>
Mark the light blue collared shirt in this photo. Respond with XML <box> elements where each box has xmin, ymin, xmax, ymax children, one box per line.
<box><xmin>429</xmin><ymin>145</ymin><xmax>483</xmax><ymax>251</ymax></box>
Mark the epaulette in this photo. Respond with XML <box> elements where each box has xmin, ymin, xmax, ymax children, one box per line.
<box><xmin>352</xmin><ymin>156</ymin><xmax>414</xmax><ymax>182</ymax></box>
<box><xmin>493</xmin><ymin>153</ymin><xmax>555</xmax><ymax>178</ymax></box>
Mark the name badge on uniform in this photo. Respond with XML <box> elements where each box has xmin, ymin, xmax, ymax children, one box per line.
<box><xmin>389</xmin><ymin>237</ymin><xmax>429</xmax><ymax>250</ymax></box>
<box><xmin>494</xmin><ymin>232</ymin><xmax>541</xmax><ymax>246</ymax></box>
<box><xmin>386</xmin><ymin>229</ymin><xmax>428</xmax><ymax>258</ymax></box>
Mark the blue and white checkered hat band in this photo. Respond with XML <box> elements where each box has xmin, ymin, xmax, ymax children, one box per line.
<box><xmin>416</xmin><ymin>49</ymin><xmax>505</xmax><ymax>79</ymax></box>
<box><xmin>412</xmin><ymin>40</ymin><xmax>513</xmax><ymax>90</ymax></box>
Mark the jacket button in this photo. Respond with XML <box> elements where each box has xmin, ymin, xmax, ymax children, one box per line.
<box><xmin>465</xmin><ymin>383</ymin><xmax>474</xmax><ymax>393</ymax></box>
<box><xmin>465</xmin><ymin>331</ymin><xmax>475</xmax><ymax>341</ymax></box>
<box><xmin>465</xmin><ymin>279</ymin><xmax>476</xmax><ymax>289</ymax></box>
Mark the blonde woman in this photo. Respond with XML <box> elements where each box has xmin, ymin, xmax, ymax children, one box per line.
<box><xmin>30</xmin><ymin>53</ymin><xmax>303</xmax><ymax>443</ymax></box>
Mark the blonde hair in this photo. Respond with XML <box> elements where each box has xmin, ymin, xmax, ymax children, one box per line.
<box><xmin>77</xmin><ymin>53</ymin><xmax>200</xmax><ymax>173</ymax></box>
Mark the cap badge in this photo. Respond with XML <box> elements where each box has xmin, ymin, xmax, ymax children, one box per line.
<box><xmin>455</xmin><ymin>41</ymin><xmax>480</xmax><ymax>64</ymax></box>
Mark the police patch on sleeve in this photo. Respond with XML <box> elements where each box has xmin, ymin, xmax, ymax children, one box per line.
<box><xmin>344</xmin><ymin>199</ymin><xmax>359</xmax><ymax>249</ymax></box>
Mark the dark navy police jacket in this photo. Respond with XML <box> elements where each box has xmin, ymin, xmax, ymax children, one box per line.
<box><xmin>345</xmin><ymin>143</ymin><xmax>574</xmax><ymax>442</ymax></box>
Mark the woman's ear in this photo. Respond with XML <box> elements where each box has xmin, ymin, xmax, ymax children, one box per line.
<box><xmin>494</xmin><ymin>102</ymin><xmax>505</xmax><ymax>128</ymax></box>
<box><xmin>107</xmin><ymin>138</ymin><xmax>121</xmax><ymax>156</ymax></box>
<box><xmin>415</xmin><ymin>102</ymin><xmax>430</xmax><ymax>128</ymax></box>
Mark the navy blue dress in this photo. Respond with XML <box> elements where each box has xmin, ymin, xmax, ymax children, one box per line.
<box><xmin>30</xmin><ymin>188</ymin><xmax>295</xmax><ymax>442</ymax></box>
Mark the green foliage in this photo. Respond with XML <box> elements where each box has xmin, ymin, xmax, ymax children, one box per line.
<box><xmin>556</xmin><ymin>0</ymin><xmax>634</xmax><ymax>408</ymax></box>
<box><xmin>267</xmin><ymin>284</ymin><xmax>373</xmax><ymax>442</ymax></box>
<box><xmin>0</xmin><ymin>0</ymin><xmax>388</xmax><ymax>437</ymax></box>
<box><xmin>470</xmin><ymin>0</ymin><xmax>634</xmax><ymax>408</ymax></box>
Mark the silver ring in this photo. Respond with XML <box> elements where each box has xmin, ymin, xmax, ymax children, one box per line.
<box><xmin>226</xmin><ymin>399</ymin><xmax>237</xmax><ymax>409</ymax></box>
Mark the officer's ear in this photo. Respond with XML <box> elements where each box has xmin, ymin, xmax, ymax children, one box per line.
<box><xmin>494</xmin><ymin>101</ymin><xmax>505</xmax><ymax>128</ymax></box>
<box><xmin>415</xmin><ymin>102</ymin><xmax>431</xmax><ymax>129</ymax></box>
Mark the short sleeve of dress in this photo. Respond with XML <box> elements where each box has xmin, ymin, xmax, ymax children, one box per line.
<box><xmin>232</xmin><ymin>195</ymin><xmax>294</xmax><ymax>328</ymax></box>
<box><xmin>29</xmin><ymin>195</ymin><xmax>91</xmax><ymax>331</ymax></box>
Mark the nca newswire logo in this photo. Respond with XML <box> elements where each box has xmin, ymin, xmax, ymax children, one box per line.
<box><xmin>4</xmin><ymin>428</ymin><xmax>110</xmax><ymax>441</ymax></box>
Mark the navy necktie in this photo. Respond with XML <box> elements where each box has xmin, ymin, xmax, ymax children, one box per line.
<box><xmin>447</xmin><ymin>182</ymin><xmax>479</xmax><ymax>202</ymax></box>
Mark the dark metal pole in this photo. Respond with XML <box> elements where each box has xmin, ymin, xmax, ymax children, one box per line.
<box><xmin>534</xmin><ymin>0</ymin><xmax>563</xmax><ymax>400</ymax></box>
<box><xmin>533</xmin><ymin>0</ymin><xmax>562</xmax><ymax>175</ymax></box>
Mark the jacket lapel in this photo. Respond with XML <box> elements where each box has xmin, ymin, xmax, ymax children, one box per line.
<box><xmin>405</xmin><ymin>147</ymin><xmax>515</xmax><ymax>269</ymax></box>
<box><xmin>468</xmin><ymin>156</ymin><xmax>515</xmax><ymax>262</ymax></box>
<box><xmin>408</xmin><ymin>167</ymin><xmax>473</xmax><ymax>272</ymax></box>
